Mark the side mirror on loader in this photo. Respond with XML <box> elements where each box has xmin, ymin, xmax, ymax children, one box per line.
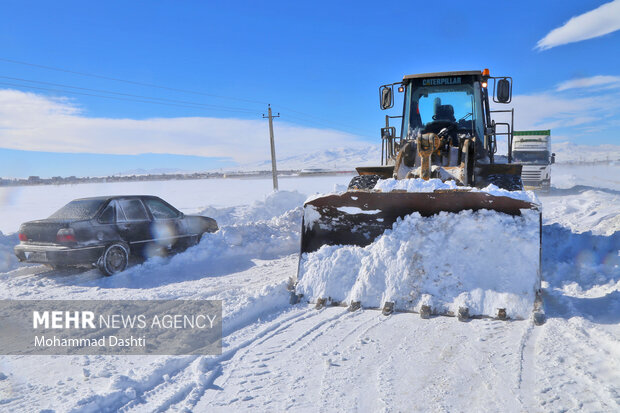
<box><xmin>496</xmin><ymin>78</ymin><xmax>511</xmax><ymax>103</ymax></box>
<box><xmin>551</xmin><ymin>153</ymin><xmax>556</xmax><ymax>164</ymax></box>
<box><xmin>380</xmin><ymin>85</ymin><xmax>393</xmax><ymax>110</ymax></box>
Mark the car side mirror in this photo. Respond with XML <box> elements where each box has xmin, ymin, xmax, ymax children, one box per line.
<box><xmin>551</xmin><ymin>153</ymin><xmax>556</xmax><ymax>164</ymax></box>
<box><xmin>380</xmin><ymin>85</ymin><xmax>393</xmax><ymax>110</ymax></box>
<box><xmin>496</xmin><ymin>78</ymin><xmax>511</xmax><ymax>103</ymax></box>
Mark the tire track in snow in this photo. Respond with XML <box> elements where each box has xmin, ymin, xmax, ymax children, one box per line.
<box><xmin>540</xmin><ymin>319</ymin><xmax>619</xmax><ymax>411</ymax></box>
<box><xmin>196</xmin><ymin>308</ymin><xmax>326</xmax><ymax>392</ymax></box>
<box><xmin>175</xmin><ymin>307</ymin><xmax>347</xmax><ymax>411</ymax></box>
<box><xmin>115</xmin><ymin>309</ymin><xmax>312</xmax><ymax>413</ymax></box>
<box><xmin>192</xmin><ymin>307</ymin><xmax>353</xmax><ymax>411</ymax></box>
<box><xmin>405</xmin><ymin>318</ymin><xmax>529</xmax><ymax>413</ymax></box>
<box><xmin>315</xmin><ymin>311</ymin><xmax>386</xmax><ymax>411</ymax></box>
<box><xmin>117</xmin><ymin>362</ymin><xmax>199</xmax><ymax>413</ymax></box>
<box><xmin>72</xmin><ymin>272</ymin><xmax>298</xmax><ymax>413</ymax></box>
<box><xmin>0</xmin><ymin>264</ymin><xmax>105</xmax><ymax>299</ymax></box>
<box><xmin>516</xmin><ymin>319</ymin><xmax>542</xmax><ymax>410</ymax></box>
<box><xmin>288</xmin><ymin>307</ymin><xmax>361</xmax><ymax>355</ymax></box>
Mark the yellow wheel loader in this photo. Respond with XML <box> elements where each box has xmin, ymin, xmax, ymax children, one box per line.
<box><xmin>294</xmin><ymin>69</ymin><xmax>544</xmax><ymax>324</ymax></box>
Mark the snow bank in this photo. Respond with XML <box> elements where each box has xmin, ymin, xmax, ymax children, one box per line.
<box><xmin>543</xmin><ymin>224</ymin><xmax>620</xmax><ymax>296</ymax></box>
<box><xmin>0</xmin><ymin>231</ymin><xmax>19</xmax><ymax>272</ymax></box>
<box><xmin>101</xmin><ymin>208</ymin><xmax>303</xmax><ymax>288</ymax></box>
<box><xmin>297</xmin><ymin>208</ymin><xmax>541</xmax><ymax>319</ymax></box>
<box><xmin>375</xmin><ymin>178</ymin><xmax>539</xmax><ymax>204</ymax></box>
<box><xmin>199</xmin><ymin>190</ymin><xmax>306</xmax><ymax>226</ymax></box>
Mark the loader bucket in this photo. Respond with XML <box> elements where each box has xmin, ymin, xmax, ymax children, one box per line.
<box><xmin>300</xmin><ymin>190</ymin><xmax>537</xmax><ymax>254</ymax></box>
<box><xmin>296</xmin><ymin>190</ymin><xmax>542</xmax><ymax>320</ymax></box>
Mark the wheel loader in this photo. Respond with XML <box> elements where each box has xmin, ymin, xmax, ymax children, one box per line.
<box><xmin>294</xmin><ymin>69</ymin><xmax>544</xmax><ymax>324</ymax></box>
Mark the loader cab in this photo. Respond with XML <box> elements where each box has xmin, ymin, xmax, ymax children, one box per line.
<box><xmin>379</xmin><ymin>69</ymin><xmax>515</xmax><ymax>167</ymax></box>
<box><xmin>401</xmin><ymin>72</ymin><xmax>487</xmax><ymax>158</ymax></box>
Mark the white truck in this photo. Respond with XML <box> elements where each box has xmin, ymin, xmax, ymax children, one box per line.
<box><xmin>512</xmin><ymin>130</ymin><xmax>555</xmax><ymax>191</ymax></box>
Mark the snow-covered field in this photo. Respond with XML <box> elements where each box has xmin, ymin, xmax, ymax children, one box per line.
<box><xmin>0</xmin><ymin>165</ymin><xmax>618</xmax><ymax>412</ymax></box>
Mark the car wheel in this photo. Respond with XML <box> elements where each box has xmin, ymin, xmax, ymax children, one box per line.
<box><xmin>98</xmin><ymin>242</ymin><xmax>129</xmax><ymax>276</ymax></box>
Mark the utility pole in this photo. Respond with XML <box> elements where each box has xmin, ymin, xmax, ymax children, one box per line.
<box><xmin>262</xmin><ymin>104</ymin><xmax>280</xmax><ymax>191</ymax></box>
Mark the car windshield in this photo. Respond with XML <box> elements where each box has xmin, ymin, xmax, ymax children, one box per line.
<box><xmin>48</xmin><ymin>199</ymin><xmax>105</xmax><ymax>220</ymax></box>
<box><xmin>513</xmin><ymin>151</ymin><xmax>549</xmax><ymax>164</ymax></box>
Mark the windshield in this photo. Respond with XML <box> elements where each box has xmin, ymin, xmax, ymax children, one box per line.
<box><xmin>415</xmin><ymin>88</ymin><xmax>473</xmax><ymax>125</ymax></box>
<box><xmin>49</xmin><ymin>199</ymin><xmax>105</xmax><ymax>220</ymax></box>
<box><xmin>404</xmin><ymin>81</ymin><xmax>484</xmax><ymax>139</ymax></box>
<box><xmin>403</xmin><ymin>77</ymin><xmax>484</xmax><ymax>138</ymax></box>
<box><xmin>513</xmin><ymin>151</ymin><xmax>550</xmax><ymax>164</ymax></box>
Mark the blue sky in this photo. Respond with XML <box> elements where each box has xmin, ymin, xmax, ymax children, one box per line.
<box><xmin>0</xmin><ymin>0</ymin><xmax>619</xmax><ymax>177</ymax></box>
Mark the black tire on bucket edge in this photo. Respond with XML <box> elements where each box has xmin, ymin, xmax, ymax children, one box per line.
<box><xmin>348</xmin><ymin>174</ymin><xmax>381</xmax><ymax>190</ymax></box>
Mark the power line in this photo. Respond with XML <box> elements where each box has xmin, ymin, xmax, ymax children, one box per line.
<box><xmin>0</xmin><ymin>77</ymin><xmax>375</xmax><ymax>136</ymax></box>
<box><xmin>0</xmin><ymin>75</ymin><xmax>258</xmax><ymax>113</ymax></box>
<box><xmin>277</xmin><ymin>104</ymin><xmax>379</xmax><ymax>138</ymax></box>
<box><xmin>282</xmin><ymin>112</ymin><xmax>376</xmax><ymax>139</ymax></box>
<box><xmin>0</xmin><ymin>57</ymin><xmax>377</xmax><ymax>137</ymax></box>
<box><xmin>0</xmin><ymin>81</ymin><xmax>258</xmax><ymax>114</ymax></box>
<box><xmin>280</xmin><ymin>105</ymin><xmax>350</xmax><ymax>126</ymax></box>
<box><xmin>0</xmin><ymin>57</ymin><xmax>269</xmax><ymax>105</ymax></box>
<box><xmin>0</xmin><ymin>76</ymin><xmax>374</xmax><ymax>132</ymax></box>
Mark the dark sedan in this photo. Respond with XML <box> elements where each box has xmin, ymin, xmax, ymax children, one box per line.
<box><xmin>14</xmin><ymin>195</ymin><xmax>218</xmax><ymax>275</ymax></box>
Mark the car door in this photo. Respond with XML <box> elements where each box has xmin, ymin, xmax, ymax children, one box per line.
<box><xmin>116</xmin><ymin>198</ymin><xmax>153</xmax><ymax>255</ymax></box>
<box><xmin>142</xmin><ymin>197</ymin><xmax>186</xmax><ymax>249</ymax></box>
<box><xmin>94</xmin><ymin>200</ymin><xmax>120</xmax><ymax>243</ymax></box>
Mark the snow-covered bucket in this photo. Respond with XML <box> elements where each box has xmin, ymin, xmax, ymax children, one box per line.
<box><xmin>296</xmin><ymin>188</ymin><xmax>541</xmax><ymax>320</ymax></box>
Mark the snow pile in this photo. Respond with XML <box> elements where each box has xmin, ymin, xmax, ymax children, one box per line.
<box><xmin>543</xmin><ymin>224</ymin><xmax>620</xmax><ymax>297</ymax></box>
<box><xmin>199</xmin><ymin>190</ymin><xmax>306</xmax><ymax>226</ymax></box>
<box><xmin>297</xmin><ymin>208</ymin><xmax>541</xmax><ymax>319</ymax></box>
<box><xmin>375</xmin><ymin>178</ymin><xmax>459</xmax><ymax>192</ymax></box>
<box><xmin>219</xmin><ymin>280</ymin><xmax>294</xmax><ymax>336</ymax></box>
<box><xmin>0</xmin><ymin>231</ymin><xmax>19</xmax><ymax>272</ymax></box>
<box><xmin>470</xmin><ymin>184</ymin><xmax>540</xmax><ymax>203</ymax></box>
<box><xmin>375</xmin><ymin>178</ymin><xmax>539</xmax><ymax>204</ymax></box>
<box><xmin>102</xmin><ymin>208</ymin><xmax>303</xmax><ymax>288</ymax></box>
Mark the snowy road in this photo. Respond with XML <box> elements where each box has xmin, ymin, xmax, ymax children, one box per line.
<box><xmin>0</xmin><ymin>167</ymin><xmax>618</xmax><ymax>412</ymax></box>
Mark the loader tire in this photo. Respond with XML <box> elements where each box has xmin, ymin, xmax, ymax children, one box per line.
<box><xmin>348</xmin><ymin>174</ymin><xmax>381</xmax><ymax>190</ymax></box>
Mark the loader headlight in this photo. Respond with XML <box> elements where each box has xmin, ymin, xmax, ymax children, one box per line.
<box><xmin>481</xmin><ymin>68</ymin><xmax>489</xmax><ymax>88</ymax></box>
